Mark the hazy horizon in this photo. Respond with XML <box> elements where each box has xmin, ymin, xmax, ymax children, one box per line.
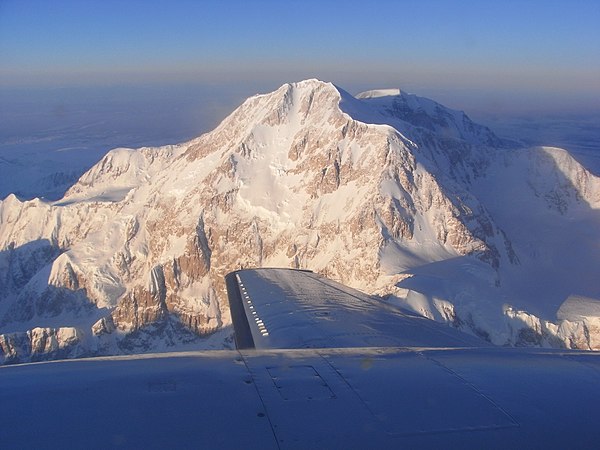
<box><xmin>1</xmin><ymin>0</ymin><xmax>599</xmax><ymax>115</ymax></box>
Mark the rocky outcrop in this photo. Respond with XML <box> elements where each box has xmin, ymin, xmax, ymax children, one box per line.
<box><xmin>0</xmin><ymin>327</ymin><xmax>86</xmax><ymax>365</ymax></box>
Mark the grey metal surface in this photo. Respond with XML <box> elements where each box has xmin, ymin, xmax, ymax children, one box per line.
<box><xmin>2</xmin><ymin>347</ymin><xmax>600</xmax><ymax>449</ymax></box>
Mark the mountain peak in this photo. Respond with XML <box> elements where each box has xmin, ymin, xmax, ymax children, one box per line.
<box><xmin>253</xmin><ymin>79</ymin><xmax>339</xmax><ymax>103</ymax></box>
<box><xmin>1</xmin><ymin>80</ymin><xmax>599</xmax><ymax>363</ymax></box>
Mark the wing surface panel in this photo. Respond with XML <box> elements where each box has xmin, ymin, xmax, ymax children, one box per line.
<box><xmin>1</xmin><ymin>348</ymin><xmax>600</xmax><ymax>448</ymax></box>
<box><xmin>0</xmin><ymin>351</ymin><xmax>279</xmax><ymax>449</ymax></box>
<box><xmin>427</xmin><ymin>348</ymin><xmax>600</xmax><ymax>448</ymax></box>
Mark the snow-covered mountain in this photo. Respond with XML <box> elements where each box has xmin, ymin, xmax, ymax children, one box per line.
<box><xmin>1</xmin><ymin>79</ymin><xmax>599</xmax><ymax>364</ymax></box>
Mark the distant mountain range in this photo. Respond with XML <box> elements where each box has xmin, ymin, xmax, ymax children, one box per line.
<box><xmin>1</xmin><ymin>79</ymin><xmax>599</xmax><ymax>364</ymax></box>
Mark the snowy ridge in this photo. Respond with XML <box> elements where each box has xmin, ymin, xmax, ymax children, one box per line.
<box><xmin>1</xmin><ymin>79</ymin><xmax>599</xmax><ymax>363</ymax></box>
<box><xmin>355</xmin><ymin>88</ymin><xmax>401</xmax><ymax>99</ymax></box>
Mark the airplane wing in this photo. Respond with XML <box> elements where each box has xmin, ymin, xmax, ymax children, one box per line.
<box><xmin>1</xmin><ymin>268</ymin><xmax>600</xmax><ymax>449</ymax></box>
<box><xmin>225</xmin><ymin>268</ymin><xmax>485</xmax><ymax>349</ymax></box>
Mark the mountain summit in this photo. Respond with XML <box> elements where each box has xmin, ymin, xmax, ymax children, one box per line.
<box><xmin>1</xmin><ymin>79</ymin><xmax>599</xmax><ymax>363</ymax></box>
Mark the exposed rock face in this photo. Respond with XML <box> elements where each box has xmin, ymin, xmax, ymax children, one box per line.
<box><xmin>0</xmin><ymin>79</ymin><xmax>599</xmax><ymax>363</ymax></box>
<box><xmin>0</xmin><ymin>327</ymin><xmax>86</xmax><ymax>364</ymax></box>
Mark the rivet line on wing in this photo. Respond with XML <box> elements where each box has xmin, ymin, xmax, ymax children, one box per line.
<box><xmin>236</xmin><ymin>274</ymin><xmax>269</xmax><ymax>337</ymax></box>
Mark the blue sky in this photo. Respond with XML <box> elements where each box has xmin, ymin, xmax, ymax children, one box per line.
<box><xmin>1</xmin><ymin>0</ymin><xmax>599</xmax><ymax>113</ymax></box>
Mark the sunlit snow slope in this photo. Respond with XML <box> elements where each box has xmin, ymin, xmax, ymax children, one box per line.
<box><xmin>1</xmin><ymin>79</ymin><xmax>599</xmax><ymax>363</ymax></box>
